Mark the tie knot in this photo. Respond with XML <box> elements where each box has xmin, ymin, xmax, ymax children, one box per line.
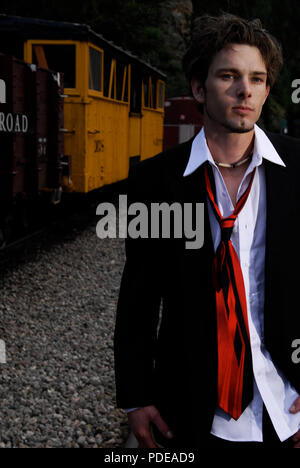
<box><xmin>220</xmin><ymin>217</ymin><xmax>236</xmax><ymax>242</ymax></box>
<box><xmin>220</xmin><ymin>217</ymin><xmax>236</xmax><ymax>229</ymax></box>
<box><xmin>221</xmin><ymin>226</ymin><xmax>233</xmax><ymax>242</ymax></box>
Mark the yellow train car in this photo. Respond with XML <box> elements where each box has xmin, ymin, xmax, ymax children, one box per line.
<box><xmin>0</xmin><ymin>15</ymin><xmax>166</xmax><ymax>193</ymax></box>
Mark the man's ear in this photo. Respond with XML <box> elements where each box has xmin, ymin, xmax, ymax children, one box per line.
<box><xmin>191</xmin><ymin>77</ymin><xmax>205</xmax><ymax>104</ymax></box>
<box><xmin>263</xmin><ymin>84</ymin><xmax>270</xmax><ymax>104</ymax></box>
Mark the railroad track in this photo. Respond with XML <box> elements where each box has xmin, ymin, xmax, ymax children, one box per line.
<box><xmin>0</xmin><ymin>228</ymin><xmax>47</xmax><ymax>252</ymax></box>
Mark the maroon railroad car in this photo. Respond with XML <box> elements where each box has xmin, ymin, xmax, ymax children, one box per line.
<box><xmin>163</xmin><ymin>96</ymin><xmax>203</xmax><ymax>151</ymax></box>
<box><xmin>0</xmin><ymin>52</ymin><xmax>64</xmax><ymax>246</ymax></box>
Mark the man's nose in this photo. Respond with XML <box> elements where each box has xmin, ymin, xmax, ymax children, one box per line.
<box><xmin>236</xmin><ymin>78</ymin><xmax>252</xmax><ymax>98</ymax></box>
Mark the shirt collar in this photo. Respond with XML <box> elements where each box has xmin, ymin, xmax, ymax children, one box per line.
<box><xmin>183</xmin><ymin>123</ymin><xmax>286</xmax><ymax>177</ymax></box>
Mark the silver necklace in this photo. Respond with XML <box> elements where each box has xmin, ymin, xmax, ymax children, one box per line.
<box><xmin>215</xmin><ymin>152</ymin><xmax>253</xmax><ymax>169</ymax></box>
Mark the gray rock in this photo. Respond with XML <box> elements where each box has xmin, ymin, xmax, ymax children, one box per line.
<box><xmin>0</xmin><ymin>203</ymin><xmax>129</xmax><ymax>448</ymax></box>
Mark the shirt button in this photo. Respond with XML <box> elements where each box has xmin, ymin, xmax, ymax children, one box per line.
<box><xmin>250</xmin><ymin>293</ymin><xmax>256</xmax><ymax>302</ymax></box>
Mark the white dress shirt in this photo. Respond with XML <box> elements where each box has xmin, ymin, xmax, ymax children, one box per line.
<box><xmin>183</xmin><ymin>124</ymin><xmax>300</xmax><ymax>442</ymax></box>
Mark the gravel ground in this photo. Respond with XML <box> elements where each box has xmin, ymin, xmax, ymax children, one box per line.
<box><xmin>0</xmin><ymin>205</ymin><xmax>130</xmax><ymax>448</ymax></box>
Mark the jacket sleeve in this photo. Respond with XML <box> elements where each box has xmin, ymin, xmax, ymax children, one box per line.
<box><xmin>114</xmin><ymin>160</ymin><xmax>163</xmax><ymax>409</ymax></box>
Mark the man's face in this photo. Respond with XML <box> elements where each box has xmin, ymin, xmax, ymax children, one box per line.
<box><xmin>191</xmin><ymin>43</ymin><xmax>270</xmax><ymax>133</ymax></box>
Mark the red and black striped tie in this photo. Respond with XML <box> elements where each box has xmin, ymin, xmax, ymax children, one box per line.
<box><xmin>204</xmin><ymin>163</ymin><xmax>255</xmax><ymax>420</ymax></box>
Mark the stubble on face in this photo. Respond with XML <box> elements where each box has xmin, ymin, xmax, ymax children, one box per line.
<box><xmin>204</xmin><ymin>101</ymin><xmax>254</xmax><ymax>134</ymax></box>
<box><xmin>199</xmin><ymin>44</ymin><xmax>270</xmax><ymax>135</ymax></box>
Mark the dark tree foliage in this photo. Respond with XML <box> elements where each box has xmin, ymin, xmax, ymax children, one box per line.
<box><xmin>0</xmin><ymin>0</ymin><xmax>164</xmax><ymax>64</ymax></box>
<box><xmin>1</xmin><ymin>0</ymin><xmax>300</xmax><ymax>130</ymax></box>
<box><xmin>0</xmin><ymin>0</ymin><xmax>170</xmax><ymax>90</ymax></box>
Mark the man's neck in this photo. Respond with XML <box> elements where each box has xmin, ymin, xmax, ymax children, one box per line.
<box><xmin>203</xmin><ymin>123</ymin><xmax>255</xmax><ymax>166</ymax></box>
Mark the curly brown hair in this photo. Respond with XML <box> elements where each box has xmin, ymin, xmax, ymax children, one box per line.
<box><xmin>183</xmin><ymin>13</ymin><xmax>283</xmax><ymax>88</ymax></box>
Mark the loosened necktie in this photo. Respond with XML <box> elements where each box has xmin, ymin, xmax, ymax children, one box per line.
<box><xmin>204</xmin><ymin>163</ymin><xmax>255</xmax><ymax>420</ymax></box>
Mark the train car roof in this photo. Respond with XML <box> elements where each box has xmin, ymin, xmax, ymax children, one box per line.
<box><xmin>0</xmin><ymin>14</ymin><xmax>166</xmax><ymax>79</ymax></box>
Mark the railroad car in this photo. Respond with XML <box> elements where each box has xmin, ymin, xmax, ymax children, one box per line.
<box><xmin>163</xmin><ymin>96</ymin><xmax>203</xmax><ymax>151</ymax></box>
<box><xmin>0</xmin><ymin>14</ymin><xmax>166</xmax><ymax>194</ymax></box>
<box><xmin>0</xmin><ymin>52</ymin><xmax>63</xmax><ymax>246</ymax></box>
<box><xmin>0</xmin><ymin>14</ymin><xmax>166</xmax><ymax>246</ymax></box>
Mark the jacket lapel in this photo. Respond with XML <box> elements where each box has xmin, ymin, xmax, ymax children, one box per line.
<box><xmin>162</xmin><ymin>142</ymin><xmax>214</xmax><ymax>262</ymax></box>
<box><xmin>181</xmin><ymin>163</ymin><xmax>214</xmax><ymax>255</ymax></box>
<box><xmin>163</xmin><ymin>150</ymin><xmax>216</xmax><ymax>346</ymax></box>
<box><xmin>264</xmin><ymin>158</ymin><xmax>295</xmax><ymax>337</ymax></box>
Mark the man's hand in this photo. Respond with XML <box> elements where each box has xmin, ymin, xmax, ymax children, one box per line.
<box><xmin>127</xmin><ymin>405</ymin><xmax>173</xmax><ymax>448</ymax></box>
<box><xmin>289</xmin><ymin>397</ymin><xmax>300</xmax><ymax>448</ymax></box>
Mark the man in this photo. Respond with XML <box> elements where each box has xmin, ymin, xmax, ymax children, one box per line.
<box><xmin>114</xmin><ymin>13</ymin><xmax>300</xmax><ymax>448</ymax></box>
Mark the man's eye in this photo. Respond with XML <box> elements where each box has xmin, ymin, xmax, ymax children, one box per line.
<box><xmin>252</xmin><ymin>77</ymin><xmax>263</xmax><ymax>83</ymax></box>
<box><xmin>221</xmin><ymin>74</ymin><xmax>233</xmax><ymax>80</ymax></box>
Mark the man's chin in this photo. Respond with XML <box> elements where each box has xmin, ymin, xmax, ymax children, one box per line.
<box><xmin>223</xmin><ymin>120</ymin><xmax>254</xmax><ymax>133</ymax></box>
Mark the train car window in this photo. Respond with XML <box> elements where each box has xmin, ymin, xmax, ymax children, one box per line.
<box><xmin>151</xmin><ymin>78</ymin><xmax>157</xmax><ymax>109</ymax></box>
<box><xmin>143</xmin><ymin>79</ymin><xmax>149</xmax><ymax>107</ymax></box>
<box><xmin>89</xmin><ymin>46</ymin><xmax>102</xmax><ymax>92</ymax></box>
<box><xmin>130</xmin><ymin>68</ymin><xmax>142</xmax><ymax>114</ymax></box>
<box><xmin>143</xmin><ymin>76</ymin><xmax>157</xmax><ymax>109</ymax></box>
<box><xmin>32</xmin><ymin>44</ymin><xmax>76</xmax><ymax>88</ymax></box>
<box><xmin>116</xmin><ymin>62</ymin><xmax>128</xmax><ymax>102</ymax></box>
<box><xmin>108</xmin><ymin>59</ymin><xmax>117</xmax><ymax>100</ymax></box>
<box><xmin>103</xmin><ymin>52</ymin><xmax>112</xmax><ymax>97</ymax></box>
<box><xmin>157</xmin><ymin>80</ymin><xmax>165</xmax><ymax>109</ymax></box>
<box><xmin>102</xmin><ymin>57</ymin><xmax>128</xmax><ymax>102</ymax></box>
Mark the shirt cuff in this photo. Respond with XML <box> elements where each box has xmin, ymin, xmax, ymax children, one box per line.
<box><xmin>125</xmin><ymin>408</ymin><xmax>140</xmax><ymax>413</ymax></box>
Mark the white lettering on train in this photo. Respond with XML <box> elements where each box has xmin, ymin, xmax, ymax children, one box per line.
<box><xmin>0</xmin><ymin>79</ymin><xmax>29</xmax><ymax>133</ymax></box>
<box><xmin>0</xmin><ymin>79</ymin><xmax>6</xmax><ymax>103</ymax></box>
<box><xmin>0</xmin><ymin>112</ymin><xmax>29</xmax><ymax>133</ymax></box>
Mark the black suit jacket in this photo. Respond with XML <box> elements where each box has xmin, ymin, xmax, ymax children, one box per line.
<box><xmin>114</xmin><ymin>132</ymin><xmax>300</xmax><ymax>447</ymax></box>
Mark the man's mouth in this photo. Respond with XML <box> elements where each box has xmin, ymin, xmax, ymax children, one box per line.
<box><xmin>232</xmin><ymin>106</ymin><xmax>254</xmax><ymax>114</ymax></box>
